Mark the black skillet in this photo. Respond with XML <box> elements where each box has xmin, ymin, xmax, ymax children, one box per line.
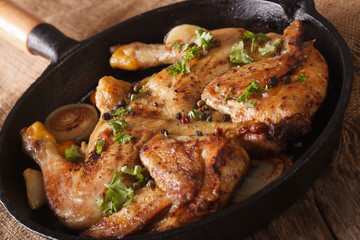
<box><xmin>0</xmin><ymin>0</ymin><xmax>353</xmax><ymax>239</ymax></box>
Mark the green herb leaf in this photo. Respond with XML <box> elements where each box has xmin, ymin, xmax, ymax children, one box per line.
<box><xmin>64</xmin><ymin>145</ymin><xmax>82</xmax><ymax>163</ymax></box>
<box><xmin>121</xmin><ymin>165</ymin><xmax>147</xmax><ymax>183</ymax></box>
<box><xmin>172</xmin><ymin>41</ymin><xmax>182</xmax><ymax>49</ymax></box>
<box><xmin>237</xmin><ymin>80</ymin><xmax>268</xmax><ymax>104</ymax></box>
<box><xmin>296</xmin><ymin>73</ymin><xmax>307</xmax><ymax>83</ymax></box>
<box><xmin>239</xmin><ymin>31</ymin><xmax>269</xmax><ymax>52</ymax></box>
<box><xmin>107</xmin><ymin>119</ymin><xmax>128</xmax><ymax>135</ymax></box>
<box><xmin>112</xmin><ymin>107</ymin><xmax>131</xmax><ymax>117</ymax></box>
<box><xmin>184</xmin><ymin>46</ymin><xmax>202</xmax><ymax>62</ymax></box>
<box><xmin>138</xmin><ymin>86</ymin><xmax>146</xmax><ymax>93</ymax></box>
<box><xmin>247</xmin><ymin>100</ymin><xmax>256</xmax><ymax>108</ymax></box>
<box><xmin>143</xmin><ymin>73</ymin><xmax>156</xmax><ymax>84</ymax></box>
<box><xmin>188</xmin><ymin>109</ymin><xmax>202</xmax><ymax>119</ymax></box>
<box><xmin>230</xmin><ymin>41</ymin><xmax>254</xmax><ymax>64</ymax></box>
<box><xmin>130</xmin><ymin>94</ymin><xmax>137</xmax><ymax>101</ymax></box>
<box><xmin>223</xmin><ymin>87</ymin><xmax>233</xmax><ymax>104</ymax></box>
<box><xmin>258</xmin><ymin>39</ymin><xmax>281</xmax><ymax>57</ymax></box>
<box><xmin>96</xmin><ymin>170</ymin><xmax>134</xmax><ymax>215</ymax></box>
<box><xmin>95</xmin><ymin>140</ymin><xmax>106</xmax><ymax>154</ymax></box>
<box><xmin>168</xmin><ymin>60</ymin><xmax>190</xmax><ymax>76</ymax></box>
<box><xmin>194</xmin><ymin>29</ymin><xmax>214</xmax><ymax>50</ymax></box>
<box><xmin>181</xmin><ymin>43</ymin><xmax>190</xmax><ymax>52</ymax></box>
<box><xmin>114</xmin><ymin>133</ymin><xmax>133</xmax><ymax>144</ymax></box>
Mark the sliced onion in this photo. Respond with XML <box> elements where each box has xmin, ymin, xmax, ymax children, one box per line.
<box><xmin>44</xmin><ymin>103</ymin><xmax>99</xmax><ymax>143</ymax></box>
<box><xmin>232</xmin><ymin>155</ymin><xmax>293</xmax><ymax>203</ymax></box>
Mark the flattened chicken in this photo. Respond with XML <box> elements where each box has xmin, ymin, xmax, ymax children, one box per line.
<box><xmin>20</xmin><ymin>19</ymin><xmax>328</xmax><ymax>238</ymax></box>
<box><xmin>83</xmin><ymin>134</ymin><xmax>250</xmax><ymax>238</ymax></box>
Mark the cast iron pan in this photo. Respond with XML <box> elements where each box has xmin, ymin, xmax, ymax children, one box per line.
<box><xmin>0</xmin><ymin>0</ymin><xmax>353</xmax><ymax>239</ymax></box>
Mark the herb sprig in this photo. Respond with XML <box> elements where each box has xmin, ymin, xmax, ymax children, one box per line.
<box><xmin>237</xmin><ymin>80</ymin><xmax>268</xmax><ymax>106</ymax></box>
<box><xmin>169</xmin><ymin>29</ymin><xmax>216</xmax><ymax>76</ymax></box>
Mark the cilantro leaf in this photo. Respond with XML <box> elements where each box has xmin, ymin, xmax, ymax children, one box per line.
<box><xmin>194</xmin><ymin>29</ymin><xmax>214</xmax><ymax>50</ymax></box>
<box><xmin>96</xmin><ymin>170</ymin><xmax>134</xmax><ymax>215</ymax></box>
<box><xmin>168</xmin><ymin>60</ymin><xmax>190</xmax><ymax>76</ymax></box>
<box><xmin>230</xmin><ymin>41</ymin><xmax>254</xmax><ymax>64</ymax></box>
<box><xmin>64</xmin><ymin>145</ymin><xmax>82</xmax><ymax>163</ymax></box>
<box><xmin>223</xmin><ymin>87</ymin><xmax>233</xmax><ymax>104</ymax></box>
<box><xmin>258</xmin><ymin>39</ymin><xmax>281</xmax><ymax>57</ymax></box>
<box><xmin>296</xmin><ymin>73</ymin><xmax>307</xmax><ymax>83</ymax></box>
<box><xmin>114</xmin><ymin>133</ymin><xmax>133</xmax><ymax>144</ymax></box>
<box><xmin>107</xmin><ymin>119</ymin><xmax>128</xmax><ymax>135</ymax></box>
<box><xmin>121</xmin><ymin>165</ymin><xmax>147</xmax><ymax>183</ymax></box>
<box><xmin>188</xmin><ymin>109</ymin><xmax>202</xmax><ymax>119</ymax></box>
<box><xmin>95</xmin><ymin>140</ymin><xmax>105</xmax><ymax>154</ymax></box>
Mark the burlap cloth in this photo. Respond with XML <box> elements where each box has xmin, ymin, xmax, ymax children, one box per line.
<box><xmin>0</xmin><ymin>0</ymin><xmax>359</xmax><ymax>239</ymax></box>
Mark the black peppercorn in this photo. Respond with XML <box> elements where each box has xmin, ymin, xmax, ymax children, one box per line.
<box><xmin>195</xmin><ymin>131</ymin><xmax>203</xmax><ymax>136</ymax></box>
<box><xmin>222</xmin><ymin>114</ymin><xmax>231</xmax><ymax>122</ymax></box>
<box><xmin>207</xmin><ymin>115</ymin><xmax>213</xmax><ymax>122</ymax></box>
<box><xmin>199</xmin><ymin>112</ymin><xmax>207</xmax><ymax>121</ymax></box>
<box><xmin>283</xmin><ymin>75</ymin><xmax>291</xmax><ymax>84</ymax></box>
<box><xmin>160</xmin><ymin>129</ymin><xmax>169</xmax><ymax>136</ymax></box>
<box><xmin>102</xmin><ymin>112</ymin><xmax>111</xmax><ymax>121</ymax></box>
<box><xmin>269</xmin><ymin>76</ymin><xmax>279</xmax><ymax>87</ymax></box>
<box><xmin>146</xmin><ymin>180</ymin><xmax>156</xmax><ymax>188</ymax></box>
<box><xmin>118</xmin><ymin>99</ymin><xmax>126</xmax><ymax>108</ymax></box>
<box><xmin>133</xmin><ymin>82</ymin><xmax>141</xmax><ymax>92</ymax></box>
<box><xmin>175</xmin><ymin>112</ymin><xmax>182</xmax><ymax>120</ymax></box>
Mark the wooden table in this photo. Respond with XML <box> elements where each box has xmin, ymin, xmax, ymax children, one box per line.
<box><xmin>0</xmin><ymin>0</ymin><xmax>359</xmax><ymax>239</ymax></box>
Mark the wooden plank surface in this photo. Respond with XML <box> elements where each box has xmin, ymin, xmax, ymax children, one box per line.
<box><xmin>0</xmin><ymin>0</ymin><xmax>359</xmax><ymax>239</ymax></box>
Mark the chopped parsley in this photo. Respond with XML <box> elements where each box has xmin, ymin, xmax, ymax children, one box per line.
<box><xmin>138</xmin><ymin>86</ymin><xmax>146</xmax><ymax>93</ymax></box>
<box><xmin>121</xmin><ymin>165</ymin><xmax>147</xmax><ymax>183</ymax></box>
<box><xmin>237</xmin><ymin>80</ymin><xmax>268</xmax><ymax>106</ymax></box>
<box><xmin>95</xmin><ymin>140</ymin><xmax>105</xmax><ymax>154</ymax></box>
<box><xmin>168</xmin><ymin>60</ymin><xmax>190</xmax><ymax>76</ymax></box>
<box><xmin>239</xmin><ymin>31</ymin><xmax>269</xmax><ymax>52</ymax></box>
<box><xmin>96</xmin><ymin>171</ymin><xmax>134</xmax><ymax>215</ymax></box>
<box><xmin>168</xmin><ymin>29</ymin><xmax>216</xmax><ymax>76</ymax></box>
<box><xmin>194</xmin><ymin>29</ymin><xmax>214</xmax><ymax>50</ymax></box>
<box><xmin>230</xmin><ymin>41</ymin><xmax>254</xmax><ymax>64</ymax></box>
<box><xmin>296</xmin><ymin>73</ymin><xmax>307</xmax><ymax>83</ymax></box>
<box><xmin>184</xmin><ymin>46</ymin><xmax>202</xmax><ymax>62</ymax></box>
<box><xmin>114</xmin><ymin>133</ymin><xmax>133</xmax><ymax>144</ymax></box>
<box><xmin>107</xmin><ymin>119</ymin><xmax>128</xmax><ymax>135</ymax></box>
<box><xmin>108</xmin><ymin>119</ymin><xmax>133</xmax><ymax>144</ymax></box>
<box><xmin>64</xmin><ymin>145</ymin><xmax>82</xmax><ymax>163</ymax></box>
<box><xmin>111</xmin><ymin>107</ymin><xmax>132</xmax><ymax>117</ymax></box>
<box><xmin>188</xmin><ymin>109</ymin><xmax>202</xmax><ymax>119</ymax></box>
<box><xmin>247</xmin><ymin>100</ymin><xmax>256</xmax><ymax>108</ymax></box>
<box><xmin>130</xmin><ymin>93</ymin><xmax>137</xmax><ymax>101</ymax></box>
<box><xmin>172</xmin><ymin>41</ymin><xmax>182</xmax><ymax>49</ymax></box>
<box><xmin>258</xmin><ymin>39</ymin><xmax>282</xmax><ymax>57</ymax></box>
<box><xmin>223</xmin><ymin>87</ymin><xmax>233</xmax><ymax>104</ymax></box>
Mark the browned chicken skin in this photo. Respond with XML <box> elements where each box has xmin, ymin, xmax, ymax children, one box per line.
<box><xmin>20</xmin><ymin>20</ymin><xmax>328</xmax><ymax>238</ymax></box>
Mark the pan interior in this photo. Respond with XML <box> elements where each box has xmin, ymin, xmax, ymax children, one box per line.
<box><xmin>0</xmin><ymin>0</ymin><xmax>346</xmax><ymax>239</ymax></box>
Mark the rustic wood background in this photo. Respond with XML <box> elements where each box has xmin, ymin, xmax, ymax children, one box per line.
<box><xmin>0</xmin><ymin>0</ymin><xmax>359</xmax><ymax>239</ymax></box>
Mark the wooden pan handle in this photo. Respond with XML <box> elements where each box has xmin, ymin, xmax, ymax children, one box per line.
<box><xmin>0</xmin><ymin>0</ymin><xmax>43</xmax><ymax>53</ymax></box>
